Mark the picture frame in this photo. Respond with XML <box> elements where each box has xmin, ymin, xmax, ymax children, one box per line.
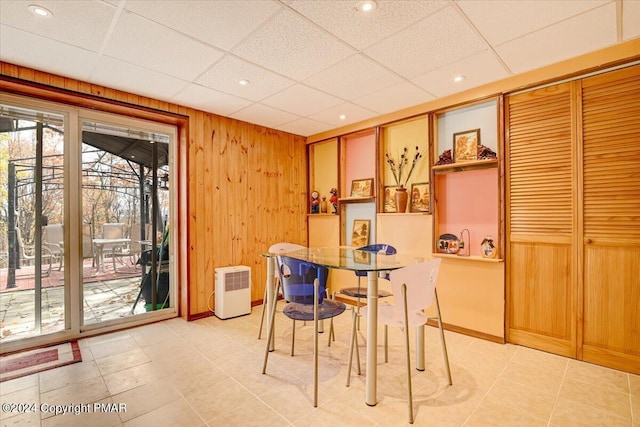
<box><xmin>410</xmin><ymin>182</ymin><xmax>430</xmax><ymax>213</ymax></box>
<box><xmin>351</xmin><ymin>219</ymin><xmax>371</xmax><ymax>247</ymax></box>
<box><xmin>350</xmin><ymin>178</ymin><xmax>374</xmax><ymax>198</ymax></box>
<box><xmin>383</xmin><ymin>185</ymin><xmax>399</xmax><ymax>213</ymax></box>
<box><xmin>453</xmin><ymin>128</ymin><xmax>480</xmax><ymax>163</ymax></box>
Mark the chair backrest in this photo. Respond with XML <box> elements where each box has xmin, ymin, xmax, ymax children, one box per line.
<box><xmin>268</xmin><ymin>242</ymin><xmax>305</xmax><ymax>254</ymax></box>
<box><xmin>358</xmin><ymin>243</ymin><xmax>397</xmax><ymax>255</ymax></box>
<box><xmin>277</xmin><ymin>255</ymin><xmax>328</xmax><ymax>305</ymax></box>
<box><xmin>43</xmin><ymin>224</ymin><xmax>64</xmax><ymax>254</ymax></box>
<box><xmin>102</xmin><ymin>223</ymin><xmax>125</xmax><ymax>239</ymax></box>
<box><xmin>15</xmin><ymin>227</ymin><xmax>32</xmax><ymax>262</ymax></box>
<box><xmin>389</xmin><ymin>258</ymin><xmax>442</xmax><ymax>315</ymax></box>
<box><xmin>82</xmin><ymin>224</ymin><xmax>93</xmax><ymax>259</ymax></box>
<box><xmin>129</xmin><ymin>223</ymin><xmax>152</xmax><ymax>254</ymax></box>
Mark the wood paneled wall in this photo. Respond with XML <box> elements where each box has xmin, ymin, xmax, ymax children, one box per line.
<box><xmin>0</xmin><ymin>62</ymin><xmax>308</xmax><ymax>319</ymax></box>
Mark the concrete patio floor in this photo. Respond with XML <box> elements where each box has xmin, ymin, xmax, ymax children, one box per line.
<box><xmin>0</xmin><ymin>276</ymin><xmax>147</xmax><ymax>343</ymax></box>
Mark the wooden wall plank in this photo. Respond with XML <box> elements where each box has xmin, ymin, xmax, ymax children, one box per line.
<box><xmin>1</xmin><ymin>61</ymin><xmax>309</xmax><ymax>319</ymax></box>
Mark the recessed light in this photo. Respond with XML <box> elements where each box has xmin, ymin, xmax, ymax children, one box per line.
<box><xmin>339</xmin><ymin>114</ymin><xmax>347</xmax><ymax>120</ymax></box>
<box><xmin>453</xmin><ymin>75</ymin><xmax>466</xmax><ymax>83</ymax></box>
<box><xmin>238</xmin><ymin>79</ymin><xmax>250</xmax><ymax>86</ymax></box>
<box><xmin>28</xmin><ymin>5</ymin><xmax>52</xmax><ymax>17</ymax></box>
<box><xmin>356</xmin><ymin>1</ymin><xmax>377</xmax><ymax>12</ymax></box>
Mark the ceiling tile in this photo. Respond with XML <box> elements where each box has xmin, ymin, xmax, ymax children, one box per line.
<box><xmin>304</xmin><ymin>54</ymin><xmax>404</xmax><ymax>100</ymax></box>
<box><xmin>0</xmin><ymin>0</ymin><xmax>116</xmax><ymax>51</ymax></box>
<box><xmin>90</xmin><ymin>57</ymin><xmax>189</xmax><ymax>101</ymax></box>
<box><xmin>275</xmin><ymin>118</ymin><xmax>334</xmax><ymax>137</ymax></box>
<box><xmin>309</xmin><ymin>102</ymin><xmax>377</xmax><ymax>127</ymax></box>
<box><xmin>232</xmin><ymin>8</ymin><xmax>356</xmax><ymax>81</ymax></box>
<box><xmin>457</xmin><ymin>0</ymin><xmax>610</xmax><ymax>46</ymax></box>
<box><xmin>284</xmin><ymin>0</ymin><xmax>448</xmax><ymax>50</ymax></box>
<box><xmin>170</xmin><ymin>84</ymin><xmax>252</xmax><ymax>117</ymax></box>
<box><xmin>104</xmin><ymin>10</ymin><xmax>224</xmax><ymax>81</ymax></box>
<box><xmin>364</xmin><ymin>6</ymin><xmax>487</xmax><ymax>78</ymax></box>
<box><xmin>195</xmin><ymin>55</ymin><xmax>295</xmax><ymax>102</ymax></box>
<box><xmin>119</xmin><ymin>0</ymin><xmax>282</xmax><ymax>51</ymax></box>
<box><xmin>411</xmin><ymin>50</ymin><xmax>510</xmax><ymax>98</ymax></box>
<box><xmin>230</xmin><ymin>103</ymin><xmax>300</xmax><ymax>129</ymax></box>
<box><xmin>261</xmin><ymin>84</ymin><xmax>344</xmax><ymax>117</ymax></box>
<box><xmin>353</xmin><ymin>81</ymin><xmax>434</xmax><ymax>115</ymax></box>
<box><xmin>623</xmin><ymin>0</ymin><xmax>640</xmax><ymax>40</ymax></box>
<box><xmin>0</xmin><ymin>26</ymin><xmax>98</xmax><ymax>81</ymax></box>
<box><xmin>496</xmin><ymin>2</ymin><xmax>618</xmax><ymax>75</ymax></box>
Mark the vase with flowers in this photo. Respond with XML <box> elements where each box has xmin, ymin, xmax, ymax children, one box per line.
<box><xmin>385</xmin><ymin>146</ymin><xmax>423</xmax><ymax>213</ymax></box>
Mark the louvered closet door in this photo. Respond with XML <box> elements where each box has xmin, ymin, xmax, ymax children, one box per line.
<box><xmin>506</xmin><ymin>82</ymin><xmax>577</xmax><ymax>357</ymax></box>
<box><xmin>580</xmin><ymin>65</ymin><xmax>640</xmax><ymax>374</ymax></box>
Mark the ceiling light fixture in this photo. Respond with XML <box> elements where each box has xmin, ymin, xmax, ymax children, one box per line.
<box><xmin>453</xmin><ymin>75</ymin><xmax>466</xmax><ymax>83</ymax></box>
<box><xmin>28</xmin><ymin>4</ymin><xmax>52</xmax><ymax>17</ymax></box>
<box><xmin>238</xmin><ymin>79</ymin><xmax>250</xmax><ymax>86</ymax></box>
<box><xmin>339</xmin><ymin>114</ymin><xmax>347</xmax><ymax>120</ymax></box>
<box><xmin>356</xmin><ymin>0</ymin><xmax>377</xmax><ymax>12</ymax></box>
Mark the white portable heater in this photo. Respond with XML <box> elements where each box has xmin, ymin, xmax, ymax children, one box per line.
<box><xmin>214</xmin><ymin>265</ymin><xmax>251</xmax><ymax>319</ymax></box>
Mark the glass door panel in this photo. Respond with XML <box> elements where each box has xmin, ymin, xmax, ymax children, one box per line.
<box><xmin>0</xmin><ymin>104</ymin><xmax>66</xmax><ymax>342</ymax></box>
<box><xmin>80</xmin><ymin>120</ymin><xmax>171</xmax><ymax>326</ymax></box>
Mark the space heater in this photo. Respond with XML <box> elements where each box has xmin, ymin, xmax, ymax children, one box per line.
<box><xmin>214</xmin><ymin>265</ymin><xmax>251</xmax><ymax>319</ymax></box>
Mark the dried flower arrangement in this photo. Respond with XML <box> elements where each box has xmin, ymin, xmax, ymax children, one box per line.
<box><xmin>385</xmin><ymin>146</ymin><xmax>423</xmax><ymax>188</ymax></box>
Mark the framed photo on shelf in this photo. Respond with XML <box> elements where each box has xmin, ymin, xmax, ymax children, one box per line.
<box><xmin>453</xmin><ymin>128</ymin><xmax>480</xmax><ymax>163</ymax></box>
<box><xmin>410</xmin><ymin>182</ymin><xmax>430</xmax><ymax>213</ymax></box>
<box><xmin>351</xmin><ymin>219</ymin><xmax>370</xmax><ymax>247</ymax></box>
<box><xmin>383</xmin><ymin>185</ymin><xmax>399</xmax><ymax>212</ymax></box>
<box><xmin>350</xmin><ymin>178</ymin><xmax>374</xmax><ymax>198</ymax></box>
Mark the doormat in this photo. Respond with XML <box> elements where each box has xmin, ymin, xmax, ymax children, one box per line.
<box><xmin>0</xmin><ymin>341</ymin><xmax>82</xmax><ymax>382</ymax></box>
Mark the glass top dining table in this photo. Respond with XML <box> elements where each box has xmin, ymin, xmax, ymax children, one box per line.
<box><xmin>274</xmin><ymin>246</ymin><xmax>427</xmax><ymax>406</ymax></box>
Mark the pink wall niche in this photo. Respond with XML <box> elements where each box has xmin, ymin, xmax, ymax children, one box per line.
<box><xmin>435</xmin><ymin>168</ymin><xmax>498</xmax><ymax>256</ymax></box>
<box><xmin>344</xmin><ymin>131</ymin><xmax>376</xmax><ymax>196</ymax></box>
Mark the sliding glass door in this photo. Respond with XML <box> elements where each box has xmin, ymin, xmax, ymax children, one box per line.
<box><xmin>80</xmin><ymin>118</ymin><xmax>172</xmax><ymax>326</ymax></box>
<box><xmin>0</xmin><ymin>102</ymin><xmax>67</xmax><ymax>342</ymax></box>
<box><xmin>0</xmin><ymin>94</ymin><xmax>176</xmax><ymax>351</ymax></box>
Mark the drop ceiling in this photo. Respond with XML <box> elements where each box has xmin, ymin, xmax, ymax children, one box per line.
<box><xmin>1</xmin><ymin>0</ymin><xmax>638</xmax><ymax>137</ymax></box>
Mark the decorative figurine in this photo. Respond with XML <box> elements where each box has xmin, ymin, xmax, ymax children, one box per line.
<box><xmin>320</xmin><ymin>196</ymin><xmax>328</xmax><ymax>213</ymax></box>
<box><xmin>329</xmin><ymin>188</ymin><xmax>338</xmax><ymax>214</ymax></box>
<box><xmin>481</xmin><ymin>236</ymin><xmax>497</xmax><ymax>258</ymax></box>
<box><xmin>310</xmin><ymin>190</ymin><xmax>320</xmax><ymax>214</ymax></box>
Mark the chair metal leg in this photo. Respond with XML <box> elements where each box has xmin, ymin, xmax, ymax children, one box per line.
<box><xmin>313</xmin><ymin>278</ymin><xmax>319</xmax><ymax>407</ymax></box>
<box><xmin>291</xmin><ymin>319</ymin><xmax>296</xmax><ymax>356</ymax></box>
<box><xmin>262</xmin><ymin>281</ymin><xmax>280</xmax><ymax>374</ymax></box>
<box><xmin>434</xmin><ymin>289</ymin><xmax>452</xmax><ymax>385</ymax></box>
<box><xmin>257</xmin><ymin>278</ymin><xmax>269</xmax><ymax>339</ymax></box>
<box><xmin>401</xmin><ymin>284</ymin><xmax>414</xmax><ymax>424</ymax></box>
<box><xmin>384</xmin><ymin>325</ymin><xmax>388</xmax><ymax>363</ymax></box>
<box><xmin>346</xmin><ymin>306</ymin><xmax>362</xmax><ymax>386</ymax></box>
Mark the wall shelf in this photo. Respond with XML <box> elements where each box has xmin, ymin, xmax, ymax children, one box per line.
<box><xmin>432</xmin><ymin>158</ymin><xmax>498</xmax><ymax>174</ymax></box>
<box><xmin>338</xmin><ymin>196</ymin><xmax>375</xmax><ymax>204</ymax></box>
<box><xmin>433</xmin><ymin>253</ymin><xmax>503</xmax><ymax>263</ymax></box>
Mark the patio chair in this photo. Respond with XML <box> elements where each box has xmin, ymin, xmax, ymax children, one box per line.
<box><xmin>101</xmin><ymin>223</ymin><xmax>126</xmax><ymax>271</ymax></box>
<box><xmin>15</xmin><ymin>227</ymin><xmax>52</xmax><ymax>276</ymax></box>
<box><xmin>43</xmin><ymin>224</ymin><xmax>64</xmax><ymax>270</ymax></box>
<box><xmin>127</xmin><ymin>223</ymin><xmax>152</xmax><ymax>264</ymax></box>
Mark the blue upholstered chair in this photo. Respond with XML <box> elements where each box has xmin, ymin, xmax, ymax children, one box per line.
<box><xmin>262</xmin><ymin>255</ymin><xmax>346</xmax><ymax>407</ymax></box>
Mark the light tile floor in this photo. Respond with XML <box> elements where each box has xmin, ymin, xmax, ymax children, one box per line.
<box><xmin>1</xmin><ymin>301</ymin><xmax>638</xmax><ymax>426</ymax></box>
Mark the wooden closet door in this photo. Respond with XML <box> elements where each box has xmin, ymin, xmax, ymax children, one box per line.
<box><xmin>579</xmin><ymin>65</ymin><xmax>640</xmax><ymax>374</ymax></box>
<box><xmin>505</xmin><ymin>82</ymin><xmax>577</xmax><ymax>357</ymax></box>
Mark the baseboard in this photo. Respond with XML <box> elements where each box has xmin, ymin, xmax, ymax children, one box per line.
<box><xmin>426</xmin><ymin>319</ymin><xmax>505</xmax><ymax>344</ymax></box>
